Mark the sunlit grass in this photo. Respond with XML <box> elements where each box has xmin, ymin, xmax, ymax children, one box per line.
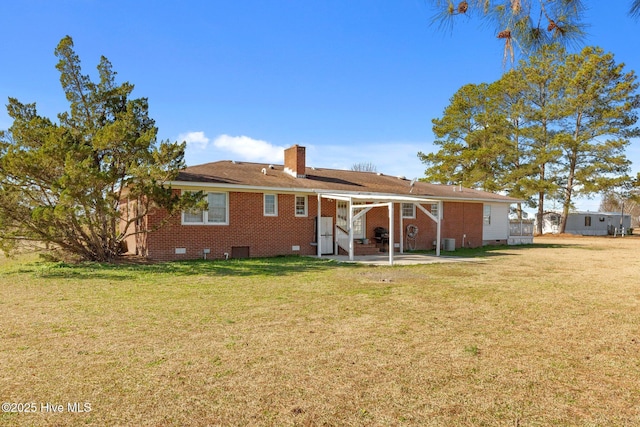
<box><xmin>1</xmin><ymin>236</ymin><xmax>639</xmax><ymax>426</ymax></box>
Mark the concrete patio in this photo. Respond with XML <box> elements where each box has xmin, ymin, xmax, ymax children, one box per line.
<box><xmin>322</xmin><ymin>252</ymin><xmax>485</xmax><ymax>266</ymax></box>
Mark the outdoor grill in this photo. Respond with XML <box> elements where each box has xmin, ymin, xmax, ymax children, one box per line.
<box><xmin>374</xmin><ymin>227</ymin><xmax>389</xmax><ymax>245</ymax></box>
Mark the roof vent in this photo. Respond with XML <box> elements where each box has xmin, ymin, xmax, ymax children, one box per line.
<box><xmin>377</xmin><ymin>172</ymin><xmax>382</xmax><ymax>176</ymax></box>
<box><xmin>397</xmin><ymin>175</ymin><xmax>406</xmax><ymax>180</ymax></box>
<box><xmin>268</xmin><ymin>164</ymin><xmax>275</xmax><ymax>169</ymax></box>
<box><xmin>261</xmin><ymin>168</ymin><xmax>267</xmax><ymax>175</ymax></box>
<box><xmin>231</xmin><ymin>160</ymin><xmax>236</xmax><ymax>164</ymax></box>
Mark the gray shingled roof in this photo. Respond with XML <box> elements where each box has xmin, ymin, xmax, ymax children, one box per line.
<box><xmin>174</xmin><ymin>160</ymin><xmax>518</xmax><ymax>203</ymax></box>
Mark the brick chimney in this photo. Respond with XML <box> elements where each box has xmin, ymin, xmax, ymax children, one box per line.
<box><xmin>284</xmin><ymin>145</ymin><xmax>306</xmax><ymax>178</ymax></box>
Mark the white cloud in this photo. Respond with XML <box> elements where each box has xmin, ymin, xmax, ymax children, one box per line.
<box><xmin>213</xmin><ymin>135</ymin><xmax>286</xmax><ymax>163</ymax></box>
<box><xmin>178</xmin><ymin>131</ymin><xmax>210</xmax><ymax>150</ymax></box>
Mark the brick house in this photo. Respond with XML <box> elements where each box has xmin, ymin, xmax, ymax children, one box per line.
<box><xmin>121</xmin><ymin>145</ymin><xmax>519</xmax><ymax>262</ymax></box>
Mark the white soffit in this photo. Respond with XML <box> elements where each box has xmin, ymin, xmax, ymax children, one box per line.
<box><xmin>318</xmin><ymin>192</ymin><xmax>439</xmax><ymax>203</ymax></box>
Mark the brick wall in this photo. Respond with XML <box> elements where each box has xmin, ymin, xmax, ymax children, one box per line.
<box><xmin>440</xmin><ymin>202</ymin><xmax>483</xmax><ymax>249</ymax></box>
<box><xmin>132</xmin><ymin>190</ymin><xmax>484</xmax><ymax>260</ymax></box>
<box><xmin>144</xmin><ymin>191</ymin><xmax>336</xmax><ymax>261</ymax></box>
<box><xmin>361</xmin><ymin>201</ymin><xmax>483</xmax><ymax>251</ymax></box>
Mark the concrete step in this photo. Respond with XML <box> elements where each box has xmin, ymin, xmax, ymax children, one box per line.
<box><xmin>338</xmin><ymin>243</ymin><xmax>382</xmax><ymax>256</ymax></box>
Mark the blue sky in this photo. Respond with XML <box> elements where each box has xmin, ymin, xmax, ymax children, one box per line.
<box><xmin>1</xmin><ymin>1</ymin><xmax>639</xmax><ymax>211</ymax></box>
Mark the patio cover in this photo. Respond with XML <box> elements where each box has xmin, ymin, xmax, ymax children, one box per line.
<box><xmin>316</xmin><ymin>192</ymin><xmax>442</xmax><ymax>266</ymax></box>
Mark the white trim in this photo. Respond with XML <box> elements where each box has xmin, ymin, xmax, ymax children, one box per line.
<box><xmin>182</xmin><ymin>208</ymin><xmax>204</xmax><ymax>224</ymax></box>
<box><xmin>347</xmin><ymin>199</ymin><xmax>354</xmax><ymax>259</ymax></box>
<box><xmin>352</xmin><ymin>206</ymin><xmax>372</xmax><ymax>222</ymax></box>
<box><xmin>167</xmin><ymin>181</ymin><xmax>520</xmax><ymax>204</ymax></box>
<box><xmin>401</xmin><ymin>203</ymin><xmax>416</xmax><ymax>219</ymax></box>
<box><xmin>295</xmin><ymin>194</ymin><xmax>308</xmax><ymax>217</ymax></box>
<box><xmin>264</xmin><ymin>193</ymin><xmax>278</xmax><ymax>216</ymax></box>
<box><xmin>388</xmin><ymin>202</ymin><xmax>394</xmax><ymax>265</ymax></box>
<box><xmin>483</xmin><ymin>204</ymin><xmax>491</xmax><ymax>225</ymax></box>
<box><xmin>317</xmin><ymin>194</ymin><xmax>322</xmax><ymax>257</ymax></box>
<box><xmin>416</xmin><ymin>203</ymin><xmax>437</xmax><ymax>223</ymax></box>
<box><xmin>320</xmin><ymin>192</ymin><xmax>438</xmax><ymax>203</ymax></box>
<box><xmin>399</xmin><ymin>207</ymin><xmax>404</xmax><ymax>254</ymax></box>
<box><xmin>181</xmin><ymin>191</ymin><xmax>229</xmax><ymax>225</ymax></box>
<box><xmin>430</xmin><ymin>203</ymin><xmax>439</xmax><ymax>219</ymax></box>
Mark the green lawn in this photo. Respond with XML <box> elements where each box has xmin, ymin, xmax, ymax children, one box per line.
<box><xmin>1</xmin><ymin>236</ymin><xmax>639</xmax><ymax>426</ymax></box>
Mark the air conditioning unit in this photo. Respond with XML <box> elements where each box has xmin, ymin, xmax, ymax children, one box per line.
<box><xmin>443</xmin><ymin>238</ymin><xmax>456</xmax><ymax>251</ymax></box>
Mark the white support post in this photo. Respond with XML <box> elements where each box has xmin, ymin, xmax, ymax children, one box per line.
<box><xmin>388</xmin><ymin>202</ymin><xmax>394</xmax><ymax>266</ymax></box>
<box><xmin>436</xmin><ymin>201</ymin><xmax>442</xmax><ymax>256</ymax></box>
<box><xmin>399</xmin><ymin>207</ymin><xmax>404</xmax><ymax>254</ymax></box>
<box><xmin>317</xmin><ymin>194</ymin><xmax>322</xmax><ymax>257</ymax></box>
<box><xmin>348</xmin><ymin>198</ymin><xmax>354</xmax><ymax>261</ymax></box>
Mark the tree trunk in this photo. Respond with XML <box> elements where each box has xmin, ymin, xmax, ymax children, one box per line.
<box><xmin>536</xmin><ymin>191</ymin><xmax>545</xmax><ymax>234</ymax></box>
<box><xmin>536</xmin><ymin>159</ymin><xmax>547</xmax><ymax>234</ymax></box>
<box><xmin>559</xmin><ymin>121</ymin><xmax>580</xmax><ymax>234</ymax></box>
<box><xmin>559</xmin><ymin>172</ymin><xmax>575</xmax><ymax>235</ymax></box>
<box><xmin>559</xmin><ymin>199</ymin><xmax>571</xmax><ymax>234</ymax></box>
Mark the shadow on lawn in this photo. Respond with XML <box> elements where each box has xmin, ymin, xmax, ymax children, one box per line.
<box><xmin>22</xmin><ymin>255</ymin><xmax>354</xmax><ymax>280</ymax></box>
<box><xmin>451</xmin><ymin>242</ymin><xmax>577</xmax><ymax>258</ymax></box>
<box><xmin>10</xmin><ymin>241</ymin><xmax>575</xmax><ymax>280</ymax></box>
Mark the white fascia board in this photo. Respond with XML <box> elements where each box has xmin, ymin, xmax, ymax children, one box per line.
<box><xmin>436</xmin><ymin>196</ymin><xmax>523</xmax><ymax>204</ymax></box>
<box><xmin>166</xmin><ymin>181</ymin><xmax>317</xmax><ymax>195</ymax></box>
<box><xmin>318</xmin><ymin>192</ymin><xmax>439</xmax><ymax>203</ymax></box>
<box><xmin>168</xmin><ymin>181</ymin><xmax>522</xmax><ymax>204</ymax></box>
<box><xmin>168</xmin><ymin>182</ymin><xmax>437</xmax><ymax>202</ymax></box>
<box><xmin>315</xmin><ymin>191</ymin><xmax>521</xmax><ymax>204</ymax></box>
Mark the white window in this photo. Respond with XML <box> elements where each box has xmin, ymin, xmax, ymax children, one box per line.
<box><xmin>182</xmin><ymin>192</ymin><xmax>228</xmax><ymax>225</ymax></box>
<box><xmin>264</xmin><ymin>194</ymin><xmax>278</xmax><ymax>216</ymax></box>
<box><xmin>352</xmin><ymin>205</ymin><xmax>366</xmax><ymax>238</ymax></box>
<box><xmin>183</xmin><ymin>205</ymin><xmax>204</xmax><ymax>223</ymax></box>
<box><xmin>207</xmin><ymin>192</ymin><xmax>228</xmax><ymax>223</ymax></box>
<box><xmin>337</xmin><ymin>201</ymin><xmax>365</xmax><ymax>238</ymax></box>
<box><xmin>295</xmin><ymin>195</ymin><xmax>308</xmax><ymax>217</ymax></box>
<box><xmin>401</xmin><ymin>203</ymin><xmax>416</xmax><ymax>219</ymax></box>
<box><xmin>337</xmin><ymin>200</ymin><xmax>348</xmax><ymax>229</ymax></box>
<box><xmin>483</xmin><ymin>205</ymin><xmax>491</xmax><ymax>225</ymax></box>
<box><xmin>430</xmin><ymin>203</ymin><xmax>439</xmax><ymax>219</ymax></box>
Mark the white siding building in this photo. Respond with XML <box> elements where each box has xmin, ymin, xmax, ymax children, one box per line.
<box><xmin>482</xmin><ymin>203</ymin><xmax>510</xmax><ymax>244</ymax></box>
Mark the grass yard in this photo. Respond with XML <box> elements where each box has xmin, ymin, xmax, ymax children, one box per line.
<box><xmin>1</xmin><ymin>236</ymin><xmax>639</xmax><ymax>426</ymax></box>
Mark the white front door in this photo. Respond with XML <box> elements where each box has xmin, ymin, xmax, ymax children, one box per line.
<box><xmin>320</xmin><ymin>216</ymin><xmax>333</xmax><ymax>255</ymax></box>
